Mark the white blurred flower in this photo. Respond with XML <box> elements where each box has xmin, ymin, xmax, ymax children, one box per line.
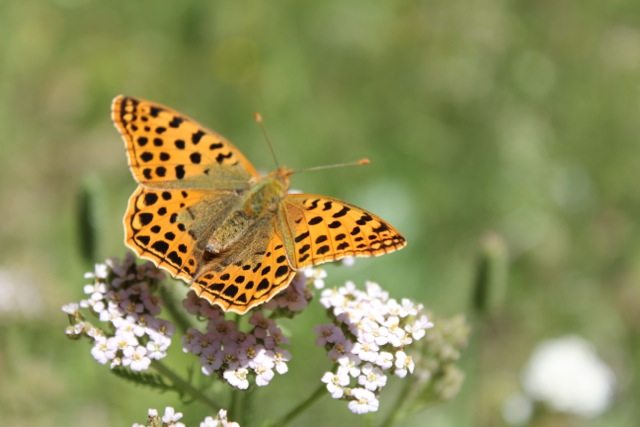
<box><xmin>358</xmin><ymin>363</ymin><xmax>387</xmax><ymax>391</ymax></box>
<box><xmin>375</xmin><ymin>351</ymin><xmax>394</xmax><ymax>370</ymax></box>
<box><xmin>522</xmin><ymin>335</ymin><xmax>616</xmax><ymax>418</ymax></box>
<box><xmin>322</xmin><ymin>371</ymin><xmax>350</xmax><ymax>399</ymax></box>
<box><xmin>122</xmin><ymin>345</ymin><xmax>151</xmax><ymax>371</ymax></box>
<box><xmin>352</xmin><ymin>341</ymin><xmax>380</xmax><ymax>363</ymax></box>
<box><xmin>273</xmin><ymin>349</ymin><xmax>291</xmax><ymax>374</ymax></box>
<box><xmin>62</xmin><ymin>302</ymin><xmax>80</xmax><ymax>315</ymax></box>
<box><xmin>0</xmin><ymin>269</ymin><xmax>42</xmax><ymax>317</ymax></box>
<box><xmin>337</xmin><ymin>354</ymin><xmax>362</xmax><ymax>377</ymax></box>
<box><xmin>502</xmin><ymin>393</ymin><xmax>534</xmax><ymax>426</ymax></box>
<box><xmin>341</xmin><ymin>257</ymin><xmax>356</xmax><ymax>267</ymax></box>
<box><xmin>137</xmin><ymin>407</ymin><xmax>242</xmax><ymax>427</ymax></box>
<box><xmin>146</xmin><ymin>339</ymin><xmax>170</xmax><ymax>360</ymax></box>
<box><xmin>251</xmin><ymin>351</ymin><xmax>276</xmax><ymax>387</ymax></box>
<box><xmin>303</xmin><ymin>268</ymin><xmax>327</xmax><ymax>289</ymax></box>
<box><xmin>394</xmin><ymin>351</ymin><xmax>415</xmax><ymax>378</ymax></box>
<box><xmin>347</xmin><ymin>388</ymin><xmax>379</xmax><ymax>414</ymax></box>
<box><xmin>162</xmin><ymin>407</ymin><xmax>184</xmax><ymax>425</ymax></box>
<box><xmin>224</xmin><ymin>367</ymin><xmax>250</xmax><ymax>390</ymax></box>
<box><xmin>200</xmin><ymin>409</ymin><xmax>240</xmax><ymax>427</ymax></box>
<box><xmin>91</xmin><ymin>336</ymin><xmax>117</xmax><ymax>365</ymax></box>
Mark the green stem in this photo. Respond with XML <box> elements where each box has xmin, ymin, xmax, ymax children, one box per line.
<box><xmin>267</xmin><ymin>382</ymin><xmax>326</xmax><ymax>427</ymax></box>
<box><xmin>378</xmin><ymin>377</ymin><xmax>415</xmax><ymax>427</ymax></box>
<box><xmin>229</xmin><ymin>387</ymin><xmax>240</xmax><ymax>422</ymax></box>
<box><xmin>151</xmin><ymin>360</ymin><xmax>221</xmax><ymax>410</ymax></box>
<box><xmin>238</xmin><ymin>386</ymin><xmax>256</xmax><ymax>427</ymax></box>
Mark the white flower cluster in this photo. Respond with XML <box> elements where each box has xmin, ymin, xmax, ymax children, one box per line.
<box><xmin>200</xmin><ymin>409</ymin><xmax>241</xmax><ymax>427</ymax></box>
<box><xmin>63</xmin><ymin>253</ymin><xmax>173</xmax><ymax>371</ymax></box>
<box><xmin>132</xmin><ymin>407</ymin><xmax>240</xmax><ymax>427</ymax></box>
<box><xmin>181</xmin><ymin>270</ymin><xmax>320</xmax><ymax>389</ymax></box>
<box><xmin>315</xmin><ymin>281</ymin><xmax>433</xmax><ymax>414</ymax></box>
<box><xmin>132</xmin><ymin>407</ymin><xmax>185</xmax><ymax>427</ymax></box>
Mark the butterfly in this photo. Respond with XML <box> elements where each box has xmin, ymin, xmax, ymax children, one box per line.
<box><xmin>111</xmin><ymin>96</ymin><xmax>406</xmax><ymax>314</ymax></box>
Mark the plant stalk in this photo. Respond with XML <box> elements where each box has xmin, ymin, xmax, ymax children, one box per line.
<box><xmin>267</xmin><ymin>382</ymin><xmax>326</xmax><ymax>427</ymax></box>
<box><xmin>379</xmin><ymin>378</ymin><xmax>415</xmax><ymax>427</ymax></box>
<box><xmin>151</xmin><ymin>360</ymin><xmax>221</xmax><ymax>410</ymax></box>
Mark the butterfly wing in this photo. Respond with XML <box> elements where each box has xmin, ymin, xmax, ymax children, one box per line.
<box><xmin>112</xmin><ymin>95</ymin><xmax>260</xmax><ymax>281</ymax></box>
<box><xmin>125</xmin><ymin>186</ymin><xmax>241</xmax><ymax>280</ymax></box>
<box><xmin>190</xmin><ymin>215</ymin><xmax>296</xmax><ymax>314</ymax></box>
<box><xmin>112</xmin><ymin>95</ymin><xmax>259</xmax><ymax>190</ymax></box>
<box><xmin>280</xmin><ymin>194</ymin><xmax>406</xmax><ymax>268</ymax></box>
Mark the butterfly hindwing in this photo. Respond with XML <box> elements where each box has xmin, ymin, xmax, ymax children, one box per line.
<box><xmin>125</xmin><ymin>186</ymin><xmax>241</xmax><ymax>281</ymax></box>
<box><xmin>281</xmin><ymin>194</ymin><xmax>406</xmax><ymax>269</ymax></box>
<box><xmin>112</xmin><ymin>96</ymin><xmax>259</xmax><ymax>190</ymax></box>
<box><xmin>190</xmin><ymin>216</ymin><xmax>296</xmax><ymax>314</ymax></box>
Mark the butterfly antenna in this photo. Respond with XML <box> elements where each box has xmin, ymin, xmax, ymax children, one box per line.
<box><xmin>291</xmin><ymin>158</ymin><xmax>370</xmax><ymax>175</ymax></box>
<box><xmin>254</xmin><ymin>112</ymin><xmax>280</xmax><ymax>168</ymax></box>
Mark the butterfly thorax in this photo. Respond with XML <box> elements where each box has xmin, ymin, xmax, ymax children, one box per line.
<box><xmin>246</xmin><ymin>166</ymin><xmax>291</xmax><ymax>215</ymax></box>
<box><xmin>205</xmin><ymin>166</ymin><xmax>291</xmax><ymax>254</ymax></box>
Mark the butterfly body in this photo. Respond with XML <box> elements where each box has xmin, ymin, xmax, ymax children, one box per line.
<box><xmin>204</xmin><ymin>167</ymin><xmax>290</xmax><ymax>253</ymax></box>
<box><xmin>112</xmin><ymin>96</ymin><xmax>406</xmax><ymax>314</ymax></box>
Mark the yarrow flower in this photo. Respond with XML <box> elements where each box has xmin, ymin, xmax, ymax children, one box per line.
<box><xmin>315</xmin><ymin>280</ymin><xmax>433</xmax><ymax>414</ymax></box>
<box><xmin>65</xmin><ymin>251</ymin><xmax>462</xmax><ymax>423</ymax></box>
<box><xmin>181</xmin><ymin>269</ymin><xmax>317</xmax><ymax>389</ymax></box>
<box><xmin>63</xmin><ymin>253</ymin><xmax>173</xmax><ymax>371</ymax></box>
<box><xmin>200</xmin><ymin>409</ymin><xmax>241</xmax><ymax>427</ymax></box>
<box><xmin>133</xmin><ymin>406</ymin><xmax>237</xmax><ymax>427</ymax></box>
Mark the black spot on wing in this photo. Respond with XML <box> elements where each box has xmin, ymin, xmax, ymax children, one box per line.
<box><xmin>216</xmin><ymin>152</ymin><xmax>233</xmax><ymax>163</ymax></box>
<box><xmin>295</xmin><ymin>231</ymin><xmax>309</xmax><ymax>243</ymax></box>
<box><xmin>139</xmin><ymin>213</ymin><xmax>153</xmax><ymax>226</ymax></box>
<box><xmin>151</xmin><ymin>240</ymin><xmax>169</xmax><ymax>254</ymax></box>
<box><xmin>169</xmin><ymin>117</ymin><xmax>183</xmax><ymax>128</ymax></box>
<box><xmin>308</xmin><ymin>216</ymin><xmax>323</xmax><ymax>225</ymax></box>
<box><xmin>144</xmin><ymin>192</ymin><xmax>158</xmax><ymax>206</ymax></box>
<box><xmin>223</xmin><ymin>285</ymin><xmax>239</xmax><ymax>298</ymax></box>
<box><xmin>275</xmin><ymin>265</ymin><xmax>289</xmax><ymax>278</ymax></box>
<box><xmin>333</xmin><ymin>206</ymin><xmax>350</xmax><ymax>218</ymax></box>
<box><xmin>192</xmin><ymin>130</ymin><xmax>205</xmax><ymax>144</ymax></box>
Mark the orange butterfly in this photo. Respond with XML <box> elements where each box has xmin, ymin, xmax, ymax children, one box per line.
<box><xmin>112</xmin><ymin>96</ymin><xmax>406</xmax><ymax>314</ymax></box>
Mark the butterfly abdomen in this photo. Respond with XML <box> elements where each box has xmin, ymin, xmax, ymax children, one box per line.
<box><xmin>205</xmin><ymin>210</ymin><xmax>252</xmax><ymax>253</ymax></box>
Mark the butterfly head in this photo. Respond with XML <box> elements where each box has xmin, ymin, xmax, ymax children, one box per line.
<box><xmin>271</xmin><ymin>166</ymin><xmax>294</xmax><ymax>191</ymax></box>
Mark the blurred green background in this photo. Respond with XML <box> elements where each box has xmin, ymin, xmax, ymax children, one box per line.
<box><xmin>1</xmin><ymin>0</ymin><xmax>639</xmax><ymax>426</ymax></box>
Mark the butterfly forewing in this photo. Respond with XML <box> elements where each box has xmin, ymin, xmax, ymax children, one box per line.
<box><xmin>191</xmin><ymin>216</ymin><xmax>296</xmax><ymax>314</ymax></box>
<box><xmin>112</xmin><ymin>96</ymin><xmax>259</xmax><ymax>189</ymax></box>
<box><xmin>281</xmin><ymin>194</ymin><xmax>406</xmax><ymax>268</ymax></box>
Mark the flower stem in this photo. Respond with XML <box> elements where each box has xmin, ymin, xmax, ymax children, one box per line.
<box><xmin>229</xmin><ymin>387</ymin><xmax>240</xmax><ymax>421</ymax></box>
<box><xmin>151</xmin><ymin>360</ymin><xmax>221</xmax><ymax>410</ymax></box>
<box><xmin>267</xmin><ymin>382</ymin><xmax>326</xmax><ymax>427</ymax></box>
<box><xmin>237</xmin><ymin>386</ymin><xmax>256</xmax><ymax>427</ymax></box>
<box><xmin>378</xmin><ymin>377</ymin><xmax>415</xmax><ymax>427</ymax></box>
